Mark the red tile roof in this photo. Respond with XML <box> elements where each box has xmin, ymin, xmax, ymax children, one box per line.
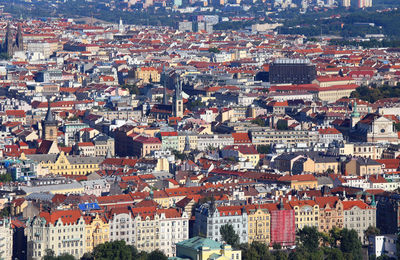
<box><xmin>342</xmin><ymin>200</ymin><xmax>371</xmax><ymax>210</ymax></box>
<box><xmin>318</xmin><ymin>128</ymin><xmax>341</xmax><ymax>135</ymax></box>
<box><xmin>231</xmin><ymin>133</ymin><xmax>251</xmax><ymax>144</ymax></box>
<box><xmin>39</xmin><ymin>209</ymin><xmax>82</xmax><ymax>225</ymax></box>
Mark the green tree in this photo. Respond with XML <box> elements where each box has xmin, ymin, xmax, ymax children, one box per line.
<box><xmin>272</xmin><ymin>242</ymin><xmax>282</xmax><ymax>250</ymax></box>
<box><xmin>92</xmin><ymin>240</ymin><xmax>137</xmax><ymax>260</ymax></box>
<box><xmin>172</xmin><ymin>149</ymin><xmax>187</xmax><ymax>160</ymax></box>
<box><xmin>186</xmin><ymin>99</ymin><xmax>204</xmax><ymax>111</ymax></box>
<box><xmin>273</xmin><ymin>250</ymin><xmax>288</xmax><ymax>260</ymax></box>
<box><xmin>323</xmin><ymin>247</ymin><xmax>344</xmax><ymax>260</ymax></box>
<box><xmin>252</xmin><ymin>118</ymin><xmax>266</xmax><ymax>127</ymax></box>
<box><xmin>394</xmin><ymin>122</ymin><xmax>400</xmax><ymax>131</ymax></box>
<box><xmin>0</xmin><ymin>173</ymin><xmax>13</xmax><ymax>183</ymax></box>
<box><xmin>147</xmin><ymin>249</ymin><xmax>167</xmax><ymax>260</ymax></box>
<box><xmin>208</xmin><ymin>47</ymin><xmax>220</xmax><ymax>53</ymax></box>
<box><xmin>364</xmin><ymin>226</ymin><xmax>380</xmax><ymax>244</ymax></box>
<box><xmin>122</xmin><ymin>84</ymin><xmax>140</xmax><ymax>95</ymax></box>
<box><xmin>80</xmin><ymin>252</ymin><xmax>94</xmax><ymax>260</ymax></box>
<box><xmin>57</xmin><ymin>254</ymin><xmax>76</xmax><ymax>260</ymax></box>
<box><xmin>297</xmin><ymin>226</ymin><xmax>320</xmax><ymax>253</ymax></box>
<box><xmin>257</xmin><ymin>145</ymin><xmax>271</xmax><ymax>154</ymax></box>
<box><xmin>220</xmin><ymin>224</ymin><xmax>240</xmax><ymax>248</ymax></box>
<box><xmin>43</xmin><ymin>249</ymin><xmax>76</xmax><ymax>260</ymax></box>
<box><xmin>276</xmin><ymin>120</ymin><xmax>288</xmax><ymax>130</ymax></box>
<box><xmin>0</xmin><ymin>204</ymin><xmax>11</xmax><ymax>218</ymax></box>
<box><xmin>43</xmin><ymin>249</ymin><xmax>56</xmax><ymax>260</ymax></box>
<box><xmin>340</xmin><ymin>228</ymin><xmax>362</xmax><ymax>260</ymax></box>
<box><xmin>329</xmin><ymin>226</ymin><xmax>342</xmax><ymax>247</ymax></box>
<box><xmin>239</xmin><ymin>242</ymin><xmax>273</xmax><ymax>260</ymax></box>
<box><xmin>320</xmin><ymin>232</ymin><xmax>333</xmax><ymax>247</ymax></box>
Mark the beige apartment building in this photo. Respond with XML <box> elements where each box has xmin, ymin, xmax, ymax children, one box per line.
<box><xmin>345</xmin><ymin>157</ymin><xmax>382</xmax><ymax>176</ymax></box>
<box><xmin>315</xmin><ymin>197</ymin><xmax>344</xmax><ymax>233</ymax></box>
<box><xmin>342</xmin><ymin>201</ymin><xmax>376</xmax><ymax>244</ymax></box>
<box><xmin>26</xmin><ymin>209</ymin><xmax>86</xmax><ymax>260</ymax></box>
<box><xmin>0</xmin><ymin>219</ymin><xmax>13</xmax><ymax>260</ymax></box>
<box><xmin>250</xmin><ymin>129</ymin><xmax>318</xmax><ymax>147</ymax></box>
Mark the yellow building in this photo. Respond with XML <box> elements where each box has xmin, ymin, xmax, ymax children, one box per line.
<box><xmin>84</xmin><ymin>214</ymin><xmax>109</xmax><ymax>253</ymax></box>
<box><xmin>278</xmin><ymin>174</ymin><xmax>318</xmax><ymax>191</ymax></box>
<box><xmin>289</xmin><ymin>200</ymin><xmax>319</xmax><ymax>230</ymax></box>
<box><xmin>23</xmin><ymin>151</ymin><xmax>103</xmax><ymax>176</ymax></box>
<box><xmin>221</xmin><ymin>145</ymin><xmax>260</xmax><ymax>167</ymax></box>
<box><xmin>134</xmin><ymin>67</ymin><xmax>160</xmax><ymax>84</ymax></box>
<box><xmin>302</xmin><ymin>157</ymin><xmax>341</xmax><ymax>174</ymax></box>
<box><xmin>133</xmin><ymin>126</ymin><xmax>160</xmax><ymax>137</ymax></box>
<box><xmin>178</xmin><ymin>133</ymin><xmax>198</xmax><ymax>152</ymax></box>
<box><xmin>176</xmin><ymin>236</ymin><xmax>241</xmax><ymax>260</ymax></box>
<box><xmin>246</xmin><ymin>205</ymin><xmax>271</xmax><ymax>245</ymax></box>
<box><xmin>345</xmin><ymin>157</ymin><xmax>382</xmax><ymax>176</ymax></box>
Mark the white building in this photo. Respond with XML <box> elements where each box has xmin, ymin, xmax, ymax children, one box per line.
<box><xmin>109</xmin><ymin>207</ymin><xmax>189</xmax><ymax>257</ymax></box>
<box><xmin>194</xmin><ymin>203</ymin><xmax>248</xmax><ymax>244</ymax></box>
<box><xmin>81</xmin><ymin>179</ymin><xmax>111</xmax><ymax>197</ymax></box>
<box><xmin>197</xmin><ymin>134</ymin><xmax>234</xmax><ymax>151</ymax></box>
<box><xmin>0</xmin><ymin>219</ymin><xmax>13</xmax><ymax>260</ymax></box>
<box><xmin>369</xmin><ymin>235</ymin><xmax>397</xmax><ymax>258</ymax></box>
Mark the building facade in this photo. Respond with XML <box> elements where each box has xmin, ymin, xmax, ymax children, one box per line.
<box><xmin>26</xmin><ymin>210</ymin><xmax>86</xmax><ymax>260</ymax></box>
<box><xmin>342</xmin><ymin>200</ymin><xmax>376</xmax><ymax>244</ymax></box>
<box><xmin>194</xmin><ymin>203</ymin><xmax>248</xmax><ymax>244</ymax></box>
<box><xmin>0</xmin><ymin>219</ymin><xmax>13</xmax><ymax>260</ymax></box>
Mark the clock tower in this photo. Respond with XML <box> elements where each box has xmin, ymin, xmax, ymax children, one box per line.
<box><xmin>42</xmin><ymin>99</ymin><xmax>58</xmax><ymax>142</ymax></box>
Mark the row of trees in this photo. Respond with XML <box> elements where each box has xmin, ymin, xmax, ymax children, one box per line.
<box><xmin>350</xmin><ymin>84</ymin><xmax>400</xmax><ymax>103</ymax></box>
<box><xmin>43</xmin><ymin>240</ymin><xmax>168</xmax><ymax>260</ymax></box>
<box><xmin>219</xmin><ymin>224</ymin><xmax>367</xmax><ymax>260</ymax></box>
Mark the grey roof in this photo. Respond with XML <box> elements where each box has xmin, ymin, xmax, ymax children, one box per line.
<box><xmin>356</xmin><ymin>157</ymin><xmax>381</xmax><ymax>166</ymax></box>
<box><xmin>317</xmin><ymin>176</ymin><xmax>334</xmax><ymax>186</ymax></box>
<box><xmin>93</xmin><ymin>134</ymin><xmax>113</xmax><ymax>143</ymax></box>
<box><xmin>25</xmin><ymin>192</ymin><xmax>54</xmax><ymax>201</ymax></box>
<box><xmin>21</xmin><ymin>182</ymin><xmax>83</xmax><ymax>194</ymax></box>
<box><xmin>81</xmin><ymin>179</ymin><xmax>109</xmax><ymax>189</ymax></box>
<box><xmin>26</xmin><ymin>154</ymin><xmax>58</xmax><ymax>163</ymax></box>
<box><xmin>26</xmin><ymin>154</ymin><xmax>104</xmax><ymax>165</ymax></box>
<box><xmin>44</xmin><ymin>101</ymin><xmax>57</xmax><ymax>124</ymax></box>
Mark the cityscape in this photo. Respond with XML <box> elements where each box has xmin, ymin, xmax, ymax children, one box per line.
<box><xmin>0</xmin><ymin>0</ymin><xmax>399</xmax><ymax>259</ymax></box>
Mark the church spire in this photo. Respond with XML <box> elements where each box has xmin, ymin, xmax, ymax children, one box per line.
<box><xmin>45</xmin><ymin>97</ymin><xmax>56</xmax><ymax>123</ymax></box>
<box><xmin>15</xmin><ymin>23</ymin><xmax>23</xmax><ymax>50</ymax></box>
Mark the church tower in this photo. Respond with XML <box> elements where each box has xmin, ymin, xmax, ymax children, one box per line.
<box><xmin>4</xmin><ymin>24</ymin><xmax>13</xmax><ymax>57</ymax></box>
<box><xmin>173</xmin><ymin>77</ymin><xmax>183</xmax><ymax>118</ymax></box>
<box><xmin>42</xmin><ymin>99</ymin><xmax>58</xmax><ymax>141</ymax></box>
<box><xmin>15</xmin><ymin>24</ymin><xmax>23</xmax><ymax>52</ymax></box>
<box><xmin>2</xmin><ymin>23</ymin><xmax>24</xmax><ymax>57</ymax></box>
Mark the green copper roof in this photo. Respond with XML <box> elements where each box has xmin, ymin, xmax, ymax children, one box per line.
<box><xmin>176</xmin><ymin>236</ymin><xmax>224</xmax><ymax>250</ymax></box>
<box><xmin>351</xmin><ymin>102</ymin><xmax>360</xmax><ymax>118</ymax></box>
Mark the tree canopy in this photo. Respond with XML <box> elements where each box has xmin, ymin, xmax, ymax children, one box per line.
<box><xmin>350</xmin><ymin>84</ymin><xmax>400</xmax><ymax>103</ymax></box>
<box><xmin>220</xmin><ymin>224</ymin><xmax>240</xmax><ymax>248</ymax></box>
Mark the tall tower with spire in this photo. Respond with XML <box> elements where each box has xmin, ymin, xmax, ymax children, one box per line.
<box><xmin>1</xmin><ymin>23</ymin><xmax>24</xmax><ymax>57</ymax></box>
<box><xmin>4</xmin><ymin>24</ymin><xmax>13</xmax><ymax>57</ymax></box>
<box><xmin>42</xmin><ymin>98</ymin><xmax>58</xmax><ymax>141</ymax></box>
<box><xmin>15</xmin><ymin>24</ymin><xmax>23</xmax><ymax>51</ymax></box>
<box><xmin>173</xmin><ymin>77</ymin><xmax>183</xmax><ymax>117</ymax></box>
